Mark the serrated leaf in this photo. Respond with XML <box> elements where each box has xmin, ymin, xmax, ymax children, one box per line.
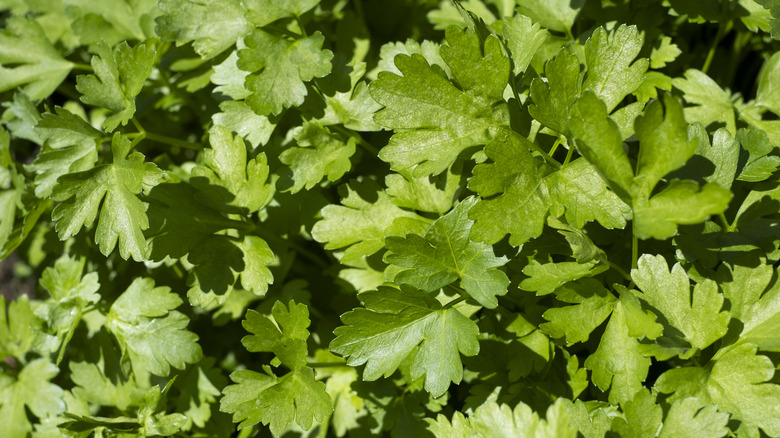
<box><xmin>242</xmin><ymin>301</ymin><xmax>310</xmax><ymax>369</ymax></box>
<box><xmin>515</xmin><ymin>0</ymin><xmax>584</xmax><ymax>34</ymax></box>
<box><xmin>279</xmin><ymin>121</ymin><xmax>356</xmax><ymax>193</ymax></box>
<box><xmin>212</xmin><ymin>100</ymin><xmax>276</xmax><ymax>149</ymax></box>
<box><xmin>221</xmin><ymin>367</ymin><xmax>332</xmax><ymax>435</ymax></box>
<box><xmin>106</xmin><ymin>278</ymin><xmax>202</xmax><ymax>376</ymax></box>
<box><xmin>584</xmin><ymin>294</ymin><xmax>651</xmax><ymax>405</ymax></box>
<box><xmin>672</xmin><ymin>69</ymin><xmax>736</xmax><ymax>133</ymax></box>
<box><xmin>755</xmin><ymin>51</ymin><xmax>780</xmax><ymax>114</ymax></box>
<box><xmin>156</xmin><ymin>0</ymin><xmax>251</xmax><ymax>59</ymax></box>
<box><xmin>385</xmin><ymin>198</ymin><xmax>509</xmax><ymax>308</ymax></box>
<box><xmin>719</xmin><ymin>260</ymin><xmax>780</xmax><ymax>351</ymax></box>
<box><xmin>541</xmin><ymin>279</ymin><xmax>617</xmax><ymax>345</ymax></box>
<box><xmin>583</xmin><ymin>25</ymin><xmax>648</xmax><ymax>112</ymax></box>
<box><xmin>650</xmin><ymin>36</ymin><xmax>682</xmax><ymax>69</ymax></box>
<box><xmin>502</xmin><ymin>15</ymin><xmax>548</xmax><ymax>76</ymax></box>
<box><xmin>330</xmin><ymin>286</ymin><xmax>479</xmax><ymax>397</ymax></box>
<box><xmin>372</xmin><ymin>26</ymin><xmax>510</xmax><ymax>176</ymax></box>
<box><xmin>244</xmin><ymin>0</ymin><xmax>320</xmax><ymax>27</ymax></box>
<box><xmin>520</xmin><ymin>259</ymin><xmax>607</xmax><ymax>296</ymax></box>
<box><xmin>30</xmin><ymin>107</ymin><xmax>101</xmax><ymax>198</ymax></box>
<box><xmin>611</xmin><ymin>388</ymin><xmax>662</xmax><ymax>438</ymax></box>
<box><xmin>238</xmin><ymin>30</ymin><xmax>333</xmax><ymax>115</ymax></box>
<box><xmin>70</xmin><ymin>361</ymin><xmax>144</xmax><ymax>411</ymax></box>
<box><xmin>736</xmin><ymin>126</ymin><xmax>780</xmax><ymax>182</ymax></box>
<box><xmin>0</xmin><ymin>17</ymin><xmax>73</xmax><ymax>100</ymax></box>
<box><xmin>192</xmin><ymin>125</ymin><xmax>274</xmax><ymax>213</ymax></box>
<box><xmin>0</xmin><ymin>359</ymin><xmax>65</xmax><ymax>438</ymax></box>
<box><xmin>658</xmin><ymin>398</ymin><xmax>729</xmax><ymax>438</ymax></box>
<box><xmin>51</xmin><ymin>133</ymin><xmax>163</xmax><ymax>261</ymax></box>
<box><xmin>76</xmin><ymin>39</ymin><xmax>156</xmax><ymax>131</ymax></box>
<box><xmin>312</xmin><ymin>179</ymin><xmax>428</xmax><ymax>266</ymax></box>
<box><xmin>529</xmin><ymin>48</ymin><xmax>581</xmax><ymax>135</ymax></box>
<box><xmin>655</xmin><ymin>343</ymin><xmax>780</xmax><ymax>436</ymax></box>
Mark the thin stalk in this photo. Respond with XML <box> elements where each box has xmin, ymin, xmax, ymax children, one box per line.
<box><xmin>718</xmin><ymin>213</ymin><xmax>731</xmax><ymax>232</ymax></box>
<box><xmin>608</xmin><ymin>261</ymin><xmax>632</xmax><ymax>283</ymax></box>
<box><xmin>71</xmin><ymin>62</ymin><xmax>93</xmax><ymax>72</ymax></box>
<box><xmin>510</xmin><ymin>131</ymin><xmax>561</xmax><ymax>169</ymax></box>
<box><xmin>548</xmin><ymin>136</ymin><xmax>563</xmax><ymax>157</ymax></box>
<box><xmin>144</xmin><ymin>132</ymin><xmax>203</xmax><ymax>150</ymax></box>
<box><xmin>308</xmin><ymin>362</ymin><xmax>348</xmax><ymax>368</ymax></box>
<box><xmin>330</xmin><ymin>125</ymin><xmax>379</xmax><ymax>155</ymax></box>
<box><xmin>443</xmin><ymin>296</ymin><xmax>467</xmax><ymax>309</ymax></box>
<box><xmin>631</xmin><ymin>233</ymin><xmax>639</xmax><ymax>271</ymax></box>
<box><xmin>562</xmin><ymin>144</ymin><xmax>574</xmax><ymax>166</ymax></box>
<box><xmin>295</xmin><ymin>15</ymin><xmax>308</xmax><ymax>37</ymax></box>
<box><xmin>702</xmin><ymin>21</ymin><xmax>730</xmax><ymax>75</ymax></box>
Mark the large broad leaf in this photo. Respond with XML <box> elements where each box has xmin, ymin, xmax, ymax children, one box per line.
<box><xmin>385</xmin><ymin>198</ymin><xmax>509</xmax><ymax>309</ymax></box>
<box><xmin>106</xmin><ymin>278</ymin><xmax>202</xmax><ymax>377</ymax></box>
<box><xmin>330</xmin><ymin>286</ymin><xmax>479</xmax><ymax>397</ymax></box>
<box><xmin>51</xmin><ymin>133</ymin><xmax>163</xmax><ymax>261</ymax></box>
<box><xmin>156</xmin><ymin>0</ymin><xmax>251</xmax><ymax>59</ymax></box>
<box><xmin>371</xmin><ymin>26</ymin><xmax>510</xmax><ymax>176</ymax></box>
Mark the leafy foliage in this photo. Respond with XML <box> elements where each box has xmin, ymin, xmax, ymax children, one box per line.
<box><xmin>1</xmin><ymin>1</ymin><xmax>780</xmax><ymax>437</ymax></box>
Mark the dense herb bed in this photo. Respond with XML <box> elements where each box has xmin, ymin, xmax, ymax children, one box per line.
<box><xmin>1</xmin><ymin>0</ymin><xmax>780</xmax><ymax>436</ymax></box>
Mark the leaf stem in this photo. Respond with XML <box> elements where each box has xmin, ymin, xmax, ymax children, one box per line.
<box><xmin>562</xmin><ymin>144</ymin><xmax>574</xmax><ymax>166</ymax></box>
<box><xmin>548</xmin><ymin>136</ymin><xmax>563</xmax><ymax>157</ymax></box>
<box><xmin>608</xmin><ymin>261</ymin><xmax>632</xmax><ymax>282</ymax></box>
<box><xmin>631</xmin><ymin>233</ymin><xmax>638</xmax><ymax>271</ymax></box>
<box><xmin>702</xmin><ymin>21</ymin><xmax>730</xmax><ymax>74</ymax></box>
<box><xmin>295</xmin><ymin>15</ymin><xmax>308</xmax><ymax>38</ymax></box>
<box><xmin>717</xmin><ymin>213</ymin><xmax>731</xmax><ymax>232</ymax></box>
<box><xmin>144</xmin><ymin>132</ymin><xmax>203</xmax><ymax>150</ymax></box>
<box><xmin>330</xmin><ymin>125</ymin><xmax>379</xmax><ymax>155</ymax></box>
<box><xmin>510</xmin><ymin>130</ymin><xmax>561</xmax><ymax>169</ymax></box>
<box><xmin>307</xmin><ymin>362</ymin><xmax>347</xmax><ymax>368</ymax></box>
<box><xmin>71</xmin><ymin>62</ymin><xmax>93</xmax><ymax>72</ymax></box>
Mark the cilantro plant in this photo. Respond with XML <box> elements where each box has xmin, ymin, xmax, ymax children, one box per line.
<box><xmin>2</xmin><ymin>0</ymin><xmax>780</xmax><ymax>436</ymax></box>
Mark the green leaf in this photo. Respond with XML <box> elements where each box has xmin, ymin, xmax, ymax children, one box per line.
<box><xmin>736</xmin><ymin>126</ymin><xmax>780</xmax><ymax>182</ymax></box>
<box><xmin>0</xmin><ymin>295</ymin><xmax>45</xmax><ymax>360</ymax></box>
<box><xmin>584</xmin><ymin>294</ymin><xmax>652</xmax><ymax>405</ymax></box>
<box><xmin>192</xmin><ymin>125</ymin><xmax>274</xmax><ymax>213</ymax></box>
<box><xmin>468</xmin><ymin>134</ymin><xmax>630</xmax><ymax>246</ymax></box>
<box><xmin>541</xmin><ymin>279</ymin><xmax>618</xmax><ymax>345</ymax></box>
<box><xmin>0</xmin><ymin>359</ymin><xmax>65</xmax><ymax>438</ymax></box>
<box><xmin>106</xmin><ymin>278</ymin><xmax>202</xmax><ymax>376</ymax></box>
<box><xmin>385</xmin><ymin>161</ymin><xmax>462</xmax><ymax>215</ymax></box>
<box><xmin>385</xmin><ymin>198</ymin><xmax>509</xmax><ymax>308</ymax></box>
<box><xmin>755</xmin><ymin>0</ymin><xmax>780</xmax><ymax>39</ymax></box>
<box><xmin>75</xmin><ymin>39</ymin><xmax>157</xmax><ymax>131</ymax></box>
<box><xmin>244</xmin><ymin>0</ymin><xmax>320</xmax><ymax>26</ymax></box>
<box><xmin>520</xmin><ymin>259</ymin><xmax>607</xmax><ymax>296</ymax></box>
<box><xmin>689</xmin><ymin>124</ymin><xmax>739</xmax><ymax>190</ymax></box>
<box><xmin>515</xmin><ymin>0</ymin><xmax>584</xmax><ymax>34</ymax></box>
<box><xmin>0</xmin><ymin>17</ymin><xmax>73</xmax><ymax>100</ymax></box>
<box><xmin>583</xmin><ymin>25</ymin><xmax>648</xmax><ymax>113</ymax></box>
<box><xmin>611</xmin><ymin>389</ymin><xmax>662</xmax><ymax>438</ymax></box>
<box><xmin>70</xmin><ymin>361</ymin><xmax>144</xmax><ymax>410</ymax></box>
<box><xmin>755</xmin><ymin>51</ymin><xmax>780</xmax><ymax>114</ymax></box>
<box><xmin>212</xmin><ymin>101</ymin><xmax>276</xmax><ymax>149</ymax></box>
<box><xmin>502</xmin><ymin>15</ymin><xmax>548</xmax><ymax>76</ymax></box>
<box><xmin>655</xmin><ymin>343</ymin><xmax>780</xmax><ymax>436</ymax></box>
<box><xmin>312</xmin><ymin>179</ymin><xmax>429</xmax><ymax>266</ymax></box>
<box><xmin>650</xmin><ymin>36</ymin><xmax>682</xmax><ymax>69</ymax></box>
<box><xmin>719</xmin><ymin>260</ymin><xmax>780</xmax><ymax>351</ymax></box>
<box><xmin>569</xmin><ymin>91</ymin><xmax>634</xmax><ymax>196</ymax></box>
<box><xmin>279</xmin><ymin>121</ymin><xmax>356</xmax><ymax>193</ymax></box>
<box><xmin>633</xmin><ymin>180</ymin><xmax>732</xmax><ymax>240</ymax></box>
<box><xmin>428</xmin><ymin>399</ymin><xmax>577</xmax><ymax>438</ymax></box>
<box><xmin>221</xmin><ymin>367</ymin><xmax>332</xmax><ymax>435</ymax></box>
<box><xmin>372</xmin><ymin>26</ymin><xmax>510</xmax><ymax>176</ymax></box>
<box><xmin>51</xmin><ymin>133</ymin><xmax>163</xmax><ymax>261</ymax></box>
<box><xmin>529</xmin><ymin>48</ymin><xmax>581</xmax><ymax>135</ymax></box>
<box><xmin>242</xmin><ymin>301</ymin><xmax>311</xmax><ymax>369</ymax></box>
<box><xmin>316</xmin><ymin>61</ymin><xmax>382</xmax><ymax>131</ymax></box>
<box><xmin>330</xmin><ymin>286</ymin><xmax>480</xmax><ymax>397</ymax></box>
<box><xmin>672</xmin><ymin>69</ymin><xmax>736</xmax><ymax>133</ymax></box>
<box><xmin>633</xmin><ymin>93</ymin><xmax>699</xmax><ymax>201</ymax></box>
<box><xmin>156</xmin><ymin>0</ymin><xmax>251</xmax><ymax>59</ymax></box>
<box><xmin>658</xmin><ymin>398</ymin><xmax>729</xmax><ymax>438</ymax></box>
<box><xmin>30</xmin><ymin>107</ymin><xmax>101</xmax><ymax>198</ymax></box>
<box><xmin>238</xmin><ymin>30</ymin><xmax>333</xmax><ymax>115</ymax></box>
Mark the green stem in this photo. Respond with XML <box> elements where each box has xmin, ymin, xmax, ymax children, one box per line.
<box><xmin>510</xmin><ymin>131</ymin><xmax>561</xmax><ymax>170</ymax></box>
<box><xmin>71</xmin><ymin>62</ymin><xmax>93</xmax><ymax>72</ymax></box>
<box><xmin>718</xmin><ymin>213</ymin><xmax>731</xmax><ymax>232</ymax></box>
<box><xmin>631</xmin><ymin>233</ymin><xmax>639</xmax><ymax>271</ymax></box>
<box><xmin>562</xmin><ymin>144</ymin><xmax>574</xmax><ymax>166</ymax></box>
<box><xmin>702</xmin><ymin>21</ymin><xmax>730</xmax><ymax>75</ymax></box>
<box><xmin>253</xmin><ymin>227</ymin><xmax>329</xmax><ymax>269</ymax></box>
<box><xmin>608</xmin><ymin>261</ymin><xmax>632</xmax><ymax>283</ymax></box>
<box><xmin>144</xmin><ymin>132</ymin><xmax>203</xmax><ymax>150</ymax></box>
<box><xmin>548</xmin><ymin>136</ymin><xmax>563</xmax><ymax>157</ymax></box>
<box><xmin>307</xmin><ymin>362</ymin><xmax>348</xmax><ymax>368</ymax></box>
<box><xmin>443</xmin><ymin>296</ymin><xmax>467</xmax><ymax>309</ymax></box>
<box><xmin>331</xmin><ymin>125</ymin><xmax>379</xmax><ymax>155</ymax></box>
<box><xmin>295</xmin><ymin>15</ymin><xmax>308</xmax><ymax>37</ymax></box>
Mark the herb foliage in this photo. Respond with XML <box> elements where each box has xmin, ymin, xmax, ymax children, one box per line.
<box><xmin>1</xmin><ymin>0</ymin><xmax>780</xmax><ymax>436</ymax></box>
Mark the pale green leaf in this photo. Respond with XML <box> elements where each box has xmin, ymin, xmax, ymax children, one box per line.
<box><xmin>212</xmin><ymin>101</ymin><xmax>276</xmax><ymax>149</ymax></box>
<box><xmin>516</xmin><ymin>0</ymin><xmax>584</xmax><ymax>33</ymax></box>
<box><xmin>502</xmin><ymin>15</ymin><xmax>548</xmax><ymax>75</ymax></box>
<box><xmin>0</xmin><ymin>359</ymin><xmax>65</xmax><ymax>438</ymax></box>
<box><xmin>541</xmin><ymin>279</ymin><xmax>618</xmax><ymax>345</ymax></box>
<box><xmin>672</xmin><ymin>69</ymin><xmax>736</xmax><ymax>133</ymax></box>
<box><xmin>279</xmin><ymin>121</ymin><xmax>356</xmax><ymax>193</ymax></box>
<box><xmin>156</xmin><ymin>0</ymin><xmax>251</xmax><ymax>59</ymax></box>
<box><xmin>529</xmin><ymin>48</ymin><xmax>581</xmax><ymax>135</ymax></box>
